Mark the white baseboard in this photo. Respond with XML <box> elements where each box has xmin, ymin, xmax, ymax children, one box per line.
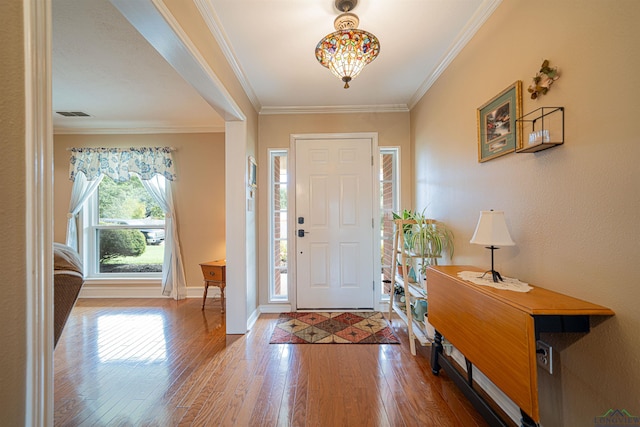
<box><xmin>187</xmin><ymin>286</ymin><xmax>221</xmax><ymax>299</ymax></box>
<box><xmin>449</xmin><ymin>347</ymin><xmax>520</xmax><ymax>424</ymax></box>
<box><xmin>247</xmin><ymin>308</ymin><xmax>260</xmax><ymax>330</ymax></box>
<box><xmin>258</xmin><ymin>303</ymin><xmax>292</xmax><ymax>313</ymax></box>
<box><xmin>79</xmin><ymin>283</ymin><xmax>220</xmax><ymax>299</ymax></box>
<box><xmin>256</xmin><ymin>303</ymin><xmax>389</xmax><ymax>314</ymax></box>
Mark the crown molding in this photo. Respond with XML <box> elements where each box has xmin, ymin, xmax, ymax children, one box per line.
<box><xmin>260</xmin><ymin>104</ymin><xmax>409</xmax><ymax>115</ymax></box>
<box><xmin>53</xmin><ymin>125</ymin><xmax>225</xmax><ymax>135</ymax></box>
<box><xmin>193</xmin><ymin>0</ymin><xmax>262</xmax><ymax>112</ymax></box>
<box><xmin>408</xmin><ymin>0</ymin><xmax>502</xmax><ymax>109</ymax></box>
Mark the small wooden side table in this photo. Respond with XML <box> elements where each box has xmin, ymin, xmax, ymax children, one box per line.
<box><xmin>200</xmin><ymin>260</ymin><xmax>226</xmax><ymax>312</ymax></box>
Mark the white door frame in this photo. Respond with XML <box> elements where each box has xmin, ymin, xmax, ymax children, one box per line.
<box><xmin>289</xmin><ymin>132</ymin><xmax>381</xmax><ymax>311</ymax></box>
<box><xmin>24</xmin><ymin>1</ymin><xmax>54</xmax><ymax>424</ymax></box>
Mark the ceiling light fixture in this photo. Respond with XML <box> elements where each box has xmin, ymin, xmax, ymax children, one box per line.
<box><xmin>315</xmin><ymin>0</ymin><xmax>380</xmax><ymax>89</ymax></box>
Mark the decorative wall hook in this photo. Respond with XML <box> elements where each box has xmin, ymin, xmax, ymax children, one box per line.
<box><xmin>528</xmin><ymin>59</ymin><xmax>560</xmax><ymax>99</ymax></box>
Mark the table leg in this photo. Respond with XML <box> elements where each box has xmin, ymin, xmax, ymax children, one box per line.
<box><xmin>220</xmin><ymin>284</ymin><xmax>225</xmax><ymax>313</ymax></box>
<box><xmin>520</xmin><ymin>409</ymin><xmax>538</xmax><ymax>427</ymax></box>
<box><xmin>202</xmin><ymin>281</ymin><xmax>209</xmax><ymax>310</ymax></box>
<box><xmin>431</xmin><ymin>331</ymin><xmax>443</xmax><ymax>375</ymax></box>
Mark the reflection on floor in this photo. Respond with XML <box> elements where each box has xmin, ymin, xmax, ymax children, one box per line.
<box><xmin>54</xmin><ymin>298</ymin><xmax>488</xmax><ymax>426</ymax></box>
<box><xmin>97</xmin><ymin>313</ymin><xmax>167</xmax><ymax>362</ymax></box>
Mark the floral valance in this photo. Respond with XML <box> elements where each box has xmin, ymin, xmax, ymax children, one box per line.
<box><xmin>69</xmin><ymin>147</ymin><xmax>177</xmax><ymax>182</ymax></box>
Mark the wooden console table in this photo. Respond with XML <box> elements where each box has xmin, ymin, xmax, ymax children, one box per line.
<box><xmin>426</xmin><ymin>265</ymin><xmax>614</xmax><ymax>427</ymax></box>
<box><xmin>200</xmin><ymin>260</ymin><xmax>226</xmax><ymax>312</ymax></box>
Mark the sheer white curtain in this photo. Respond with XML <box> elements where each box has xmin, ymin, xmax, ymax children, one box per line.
<box><xmin>66</xmin><ymin>172</ymin><xmax>103</xmax><ymax>251</ymax></box>
<box><xmin>141</xmin><ymin>175</ymin><xmax>187</xmax><ymax>299</ymax></box>
<box><xmin>67</xmin><ymin>147</ymin><xmax>186</xmax><ymax>299</ymax></box>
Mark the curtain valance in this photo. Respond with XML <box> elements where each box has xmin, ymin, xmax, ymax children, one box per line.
<box><xmin>69</xmin><ymin>147</ymin><xmax>177</xmax><ymax>181</ymax></box>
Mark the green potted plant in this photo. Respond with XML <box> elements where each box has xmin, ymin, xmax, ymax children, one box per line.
<box><xmin>405</xmin><ymin>208</ymin><xmax>454</xmax><ymax>278</ymax></box>
<box><xmin>392</xmin><ymin>209</ymin><xmax>414</xmax><ymax>277</ymax></box>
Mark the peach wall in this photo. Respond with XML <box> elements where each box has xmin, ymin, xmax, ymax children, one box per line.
<box><xmin>53</xmin><ymin>133</ymin><xmax>226</xmax><ymax>290</ymax></box>
<box><xmin>411</xmin><ymin>1</ymin><xmax>640</xmax><ymax>425</ymax></box>
<box><xmin>0</xmin><ymin>1</ymin><xmax>27</xmax><ymax>424</ymax></box>
<box><xmin>163</xmin><ymin>0</ymin><xmax>260</xmax><ymax>320</ymax></box>
<box><xmin>257</xmin><ymin>112</ymin><xmax>411</xmax><ymax>306</ymax></box>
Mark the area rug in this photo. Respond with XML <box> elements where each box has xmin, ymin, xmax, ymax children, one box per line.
<box><xmin>269</xmin><ymin>311</ymin><xmax>400</xmax><ymax>344</ymax></box>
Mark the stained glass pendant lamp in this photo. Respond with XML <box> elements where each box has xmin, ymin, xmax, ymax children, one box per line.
<box><xmin>315</xmin><ymin>0</ymin><xmax>380</xmax><ymax>88</ymax></box>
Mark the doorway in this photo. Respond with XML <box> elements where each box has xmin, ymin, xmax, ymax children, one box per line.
<box><xmin>294</xmin><ymin>134</ymin><xmax>378</xmax><ymax>310</ymax></box>
<box><xmin>28</xmin><ymin>1</ymin><xmax>251</xmax><ymax>423</ymax></box>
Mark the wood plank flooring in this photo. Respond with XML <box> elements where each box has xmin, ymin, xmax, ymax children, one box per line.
<box><xmin>54</xmin><ymin>298</ymin><xmax>489</xmax><ymax>426</ymax></box>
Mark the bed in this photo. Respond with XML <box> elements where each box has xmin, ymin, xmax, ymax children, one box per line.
<box><xmin>54</xmin><ymin>243</ymin><xmax>84</xmax><ymax>347</ymax></box>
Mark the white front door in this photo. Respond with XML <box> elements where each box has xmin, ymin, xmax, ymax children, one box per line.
<box><xmin>295</xmin><ymin>136</ymin><xmax>375</xmax><ymax>310</ymax></box>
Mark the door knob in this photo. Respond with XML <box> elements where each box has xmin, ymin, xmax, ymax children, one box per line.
<box><xmin>297</xmin><ymin>229</ymin><xmax>309</xmax><ymax>237</ymax></box>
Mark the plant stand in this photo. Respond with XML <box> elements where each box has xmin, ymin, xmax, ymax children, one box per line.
<box><xmin>388</xmin><ymin>219</ymin><xmax>435</xmax><ymax>355</ymax></box>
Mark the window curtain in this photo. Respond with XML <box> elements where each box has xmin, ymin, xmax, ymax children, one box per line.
<box><xmin>67</xmin><ymin>147</ymin><xmax>187</xmax><ymax>299</ymax></box>
<box><xmin>141</xmin><ymin>175</ymin><xmax>186</xmax><ymax>299</ymax></box>
<box><xmin>69</xmin><ymin>147</ymin><xmax>177</xmax><ymax>182</ymax></box>
<box><xmin>65</xmin><ymin>172</ymin><xmax>104</xmax><ymax>251</ymax></box>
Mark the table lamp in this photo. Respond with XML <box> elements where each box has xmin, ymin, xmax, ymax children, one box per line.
<box><xmin>470</xmin><ymin>210</ymin><xmax>515</xmax><ymax>282</ymax></box>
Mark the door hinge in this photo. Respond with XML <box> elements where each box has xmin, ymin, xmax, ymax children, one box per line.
<box><xmin>371</xmin><ymin>155</ymin><xmax>374</xmax><ymax>166</ymax></box>
<box><xmin>372</xmin><ymin>218</ymin><xmax>374</xmax><ymax>228</ymax></box>
<box><xmin>373</xmin><ymin>281</ymin><xmax>375</xmax><ymax>290</ymax></box>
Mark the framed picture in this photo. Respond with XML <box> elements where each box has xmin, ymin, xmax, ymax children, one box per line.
<box><xmin>248</xmin><ymin>156</ymin><xmax>257</xmax><ymax>189</ymax></box>
<box><xmin>477</xmin><ymin>81</ymin><xmax>522</xmax><ymax>162</ymax></box>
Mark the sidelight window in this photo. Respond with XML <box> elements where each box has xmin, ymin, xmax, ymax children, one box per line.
<box><xmin>269</xmin><ymin>150</ymin><xmax>289</xmax><ymax>301</ymax></box>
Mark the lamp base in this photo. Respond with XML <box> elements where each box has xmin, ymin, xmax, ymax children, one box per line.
<box><xmin>479</xmin><ymin>269</ymin><xmax>504</xmax><ymax>283</ymax></box>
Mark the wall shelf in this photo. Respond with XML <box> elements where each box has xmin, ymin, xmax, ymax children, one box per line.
<box><xmin>516</xmin><ymin>106</ymin><xmax>564</xmax><ymax>153</ymax></box>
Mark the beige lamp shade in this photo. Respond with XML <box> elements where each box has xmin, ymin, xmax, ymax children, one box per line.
<box><xmin>470</xmin><ymin>210</ymin><xmax>515</xmax><ymax>247</ymax></box>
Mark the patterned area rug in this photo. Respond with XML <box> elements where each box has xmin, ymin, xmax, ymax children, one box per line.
<box><xmin>269</xmin><ymin>311</ymin><xmax>400</xmax><ymax>344</ymax></box>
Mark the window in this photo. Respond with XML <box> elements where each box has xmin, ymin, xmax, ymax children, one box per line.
<box><xmin>86</xmin><ymin>174</ymin><xmax>165</xmax><ymax>277</ymax></box>
<box><xmin>268</xmin><ymin>150</ymin><xmax>288</xmax><ymax>301</ymax></box>
<box><xmin>380</xmin><ymin>148</ymin><xmax>400</xmax><ymax>296</ymax></box>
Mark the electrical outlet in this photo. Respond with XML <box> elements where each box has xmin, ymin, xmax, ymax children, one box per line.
<box><xmin>536</xmin><ymin>340</ymin><xmax>553</xmax><ymax>374</ymax></box>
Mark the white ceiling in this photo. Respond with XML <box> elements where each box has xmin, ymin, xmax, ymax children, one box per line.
<box><xmin>52</xmin><ymin>0</ymin><xmax>499</xmax><ymax>133</ymax></box>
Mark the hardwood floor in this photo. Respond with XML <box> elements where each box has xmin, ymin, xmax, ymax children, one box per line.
<box><xmin>54</xmin><ymin>298</ymin><xmax>489</xmax><ymax>426</ymax></box>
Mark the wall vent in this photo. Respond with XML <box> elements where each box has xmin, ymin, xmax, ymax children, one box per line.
<box><xmin>56</xmin><ymin>111</ymin><xmax>91</xmax><ymax>117</ymax></box>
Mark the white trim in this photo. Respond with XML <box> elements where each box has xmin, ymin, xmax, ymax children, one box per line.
<box><xmin>408</xmin><ymin>0</ymin><xmax>502</xmax><ymax>109</ymax></box>
<box><xmin>247</xmin><ymin>308</ymin><xmax>260</xmax><ymax>331</ymax></box>
<box><xmin>80</xmin><ymin>285</ymin><xmax>165</xmax><ymax>299</ymax></box>
<box><xmin>193</xmin><ymin>0</ymin><xmax>261</xmax><ymax>112</ymax></box>
<box><xmin>188</xmin><ymin>286</ymin><xmax>220</xmax><ymax>299</ymax></box>
<box><xmin>54</xmin><ymin>125</ymin><xmax>225</xmax><ymax>135</ymax></box>
<box><xmin>225</xmin><ymin>121</ymin><xmax>250</xmax><ymax>334</ymax></box>
<box><xmin>24</xmin><ymin>0</ymin><xmax>53</xmax><ymax>424</ymax></box>
<box><xmin>260</xmin><ymin>104</ymin><xmax>409</xmax><ymax>115</ymax></box>
<box><xmin>259</xmin><ymin>304</ymin><xmax>293</xmax><ymax>313</ymax></box>
<box><xmin>78</xmin><ymin>283</ymin><xmax>221</xmax><ymax>299</ymax></box>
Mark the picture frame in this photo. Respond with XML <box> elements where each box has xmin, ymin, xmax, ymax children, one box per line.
<box><xmin>477</xmin><ymin>81</ymin><xmax>522</xmax><ymax>162</ymax></box>
<box><xmin>248</xmin><ymin>155</ymin><xmax>257</xmax><ymax>189</ymax></box>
